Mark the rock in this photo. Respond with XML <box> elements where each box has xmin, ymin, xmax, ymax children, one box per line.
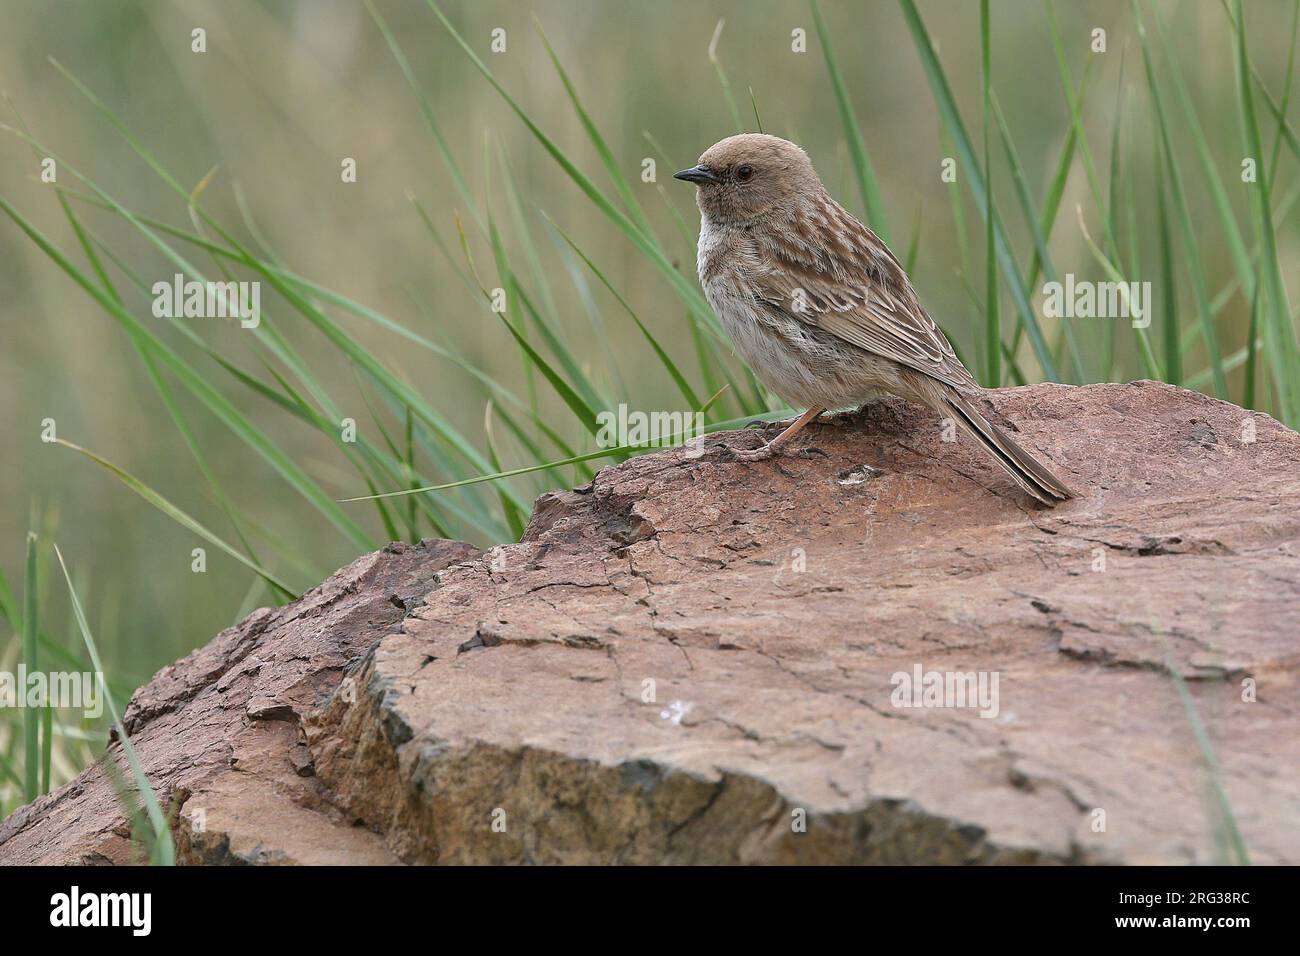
<box><xmin>0</xmin><ymin>538</ymin><xmax>478</xmax><ymax>865</ymax></box>
<box><xmin>2</xmin><ymin>382</ymin><xmax>1297</xmax><ymax>864</ymax></box>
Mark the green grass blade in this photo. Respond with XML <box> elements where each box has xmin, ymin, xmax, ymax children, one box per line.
<box><xmin>1076</xmin><ymin>207</ymin><xmax>1160</xmax><ymax>379</ymax></box>
<box><xmin>904</xmin><ymin>201</ymin><xmax>922</xmax><ymax>276</ymax></box>
<box><xmin>1103</xmin><ymin>52</ymin><xmax>1127</xmax><ymax>380</ymax></box>
<box><xmin>56</xmin><ymin>440</ymin><xmax>299</xmax><ymax>597</ymax></box>
<box><xmin>988</xmin><ymin>94</ymin><xmax>1087</xmax><ymax>383</ymax></box>
<box><xmin>362</xmin><ymin>0</ymin><xmax>481</xmax><ymax>229</ymax></box>
<box><xmin>1149</xmin><ymin>1</ymin><xmax>1254</xmax><ymax>295</ymax></box>
<box><xmin>707</xmin><ymin>19</ymin><xmax>746</xmax><ymax>134</ymax></box>
<box><xmin>64</xmin><ymin>188</ymin><xmax>511</xmax><ymax>412</ymax></box>
<box><xmin>55</xmin><ymin>201</ymin><xmax>283</xmax><ymax>598</ymax></box>
<box><xmin>37</xmin><ymin>60</ymin><xmax>520</xmax><ymax>510</ymax></box>
<box><xmin>53</xmin><ymin>544</ymin><xmax>175</xmax><ymax>865</ymax></box>
<box><xmin>1025</xmin><ymin>57</ymin><xmax>1094</xmax><ymax>295</ymax></box>
<box><xmin>898</xmin><ymin>0</ymin><xmax>1059</xmax><ymax>382</ymax></box>
<box><xmin>1160</xmin><ymin>647</ymin><xmax>1250</xmax><ymax>865</ymax></box>
<box><xmin>1242</xmin><ymin>266</ymin><xmax>1263</xmax><ymax>407</ymax></box>
<box><xmin>501</xmin><ymin>261</ymin><xmax>606</xmax><ymax>413</ymax></box>
<box><xmin>545</xmin><ymin>214</ymin><xmax>702</xmax><ymax>410</ymax></box>
<box><xmin>1043</xmin><ymin>0</ymin><xmax>1117</xmax><ymax>257</ymax></box>
<box><xmin>1232</xmin><ymin>0</ymin><xmax>1300</xmax><ymax>426</ymax></box>
<box><xmin>0</xmin><ymin>189</ymin><xmax>379</xmax><ymax>552</ymax></box>
<box><xmin>980</xmin><ymin>0</ymin><xmax>999</xmax><ymax>387</ymax></box>
<box><xmin>1130</xmin><ymin>0</ymin><xmax>1228</xmax><ymax>399</ymax></box>
<box><xmin>477</xmin><ymin>215</ymin><xmax>603</xmax><ymax>437</ymax></box>
<box><xmin>641</xmin><ymin>128</ymin><xmax>702</xmax><ymax>247</ymax></box>
<box><xmin>483</xmin><ymin>402</ymin><xmax>528</xmax><ymax>540</ymax></box>
<box><xmin>1156</xmin><ymin>157</ymin><xmax>1181</xmax><ymax>385</ymax></box>
<box><xmin>810</xmin><ymin>0</ymin><xmax>891</xmax><ymax>240</ymax></box>
<box><xmin>422</xmin><ymin>0</ymin><xmax>737</xmax><ymax>365</ymax></box>
<box><xmin>22</xmin><ymin>531</ymin><xmax>38</xmax><ymax>801</ymax></box>
<box><xmin>497</xmin><ymin>146</ymin><xmax>565</xmax><ymax>345</ymax></box>
<box><xmin>1267</xmin><ymin>0</ymin><xmax>1300</xmax><ymax>189</ymax></box>
<box><xmin>341</xmin><ymin>410</ymin><xmax>791</xmax><ymax>504</ymax></box>
<box><xmin>0</xmin><ymin>566</ymin><xmax>135</xmax><ymax>705</ymax></box>
<box><xmin>535</xmin><ymin>15</ymin><xmax>658</xmax><ymax>239</ymax></box>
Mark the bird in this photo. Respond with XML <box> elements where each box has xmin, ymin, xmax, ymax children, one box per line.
<box><xmin>674</xmin><ymin>133</ymin><xmax>1074</xmax><ymax>506</ymax></box>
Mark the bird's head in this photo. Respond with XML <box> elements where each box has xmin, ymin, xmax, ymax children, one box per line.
<box><xmin>675</xmin><ymin>134</ymin><xmax>820</xmax><ymax>225</ymax></box>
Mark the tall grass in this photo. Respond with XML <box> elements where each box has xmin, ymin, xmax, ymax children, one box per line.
<box><xmin>2</xmin><ymin>0</ymin><xmax>1295</xmax><ymax>835</ymax></box>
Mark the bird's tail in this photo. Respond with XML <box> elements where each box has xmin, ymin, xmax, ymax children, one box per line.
<box><xmin>943</xmin><ymin>393</ymin><xmax>1074</xmax><ymax>506</ymax></box>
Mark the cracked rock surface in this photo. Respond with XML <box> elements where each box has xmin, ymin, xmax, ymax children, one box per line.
<box><xmin>3</xmin><ymin>382</ymin><xmax>1297</xmax><ymax>864</ymax></box>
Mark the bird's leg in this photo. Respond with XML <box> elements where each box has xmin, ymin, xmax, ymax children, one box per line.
<box><xmin>730</xmin><ymin>406</ymin><xmax>825</xmax><ymax>461</ymax></box>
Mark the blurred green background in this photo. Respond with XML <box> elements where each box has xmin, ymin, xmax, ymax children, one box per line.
<box><xmin>2</xmin><ymin>0</ymin><xmax>1298</xmax><ymax>809</ymax></box>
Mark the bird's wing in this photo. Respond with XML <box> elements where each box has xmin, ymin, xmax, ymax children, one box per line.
<box><xmin>746</xmin><ymin>196</ymin><xmax>978</xmax><ymax>392</ymax></box>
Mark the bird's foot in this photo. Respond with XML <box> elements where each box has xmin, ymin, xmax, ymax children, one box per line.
<box><xmin>723</xmin><ymin>409</ymin><xmax>826</xmax><ymax>461</ymax></box>
<box><xmin>716</xmin><ymin>429</ymin><xmax>780</xmax><ymax>460</ymax></box>
<box><xmin>722</xmin><ymin>431</ymin><xmax>829</xmax><ymax>462</ymax></box>
<box><xmin>729</xmin><ymin>441</ymin><xmax>779</xmax><ymax>462</ymax></box>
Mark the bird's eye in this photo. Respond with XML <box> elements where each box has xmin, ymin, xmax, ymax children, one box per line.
<box><xmin>735</xmin><ymin>164</ymin><xmax>754</xmax><ymax>182</ymax></box>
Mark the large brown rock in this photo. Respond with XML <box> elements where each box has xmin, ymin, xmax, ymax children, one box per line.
<box><xmin>2</xmin><ymin>381</ymin><xmax>1297</xmax><ymax>864</ymax></box>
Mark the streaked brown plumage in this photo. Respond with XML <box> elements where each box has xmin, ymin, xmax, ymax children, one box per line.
<box><xmin>675</xmin><ymin>133</ymin><xmax>1073</xmax><ymax>506</ymax></box>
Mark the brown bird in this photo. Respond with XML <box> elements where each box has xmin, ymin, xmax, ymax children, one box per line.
<box><xmin>675</xmin><ymin>133</ymin><xmax>1073</xmax><ymax>506</ymax></box>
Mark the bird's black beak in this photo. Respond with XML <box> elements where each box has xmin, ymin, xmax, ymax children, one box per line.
<box><xmin>674</xmin><ymin>165</ymin><xmax>720</xmax><ymax>185</ymax></box>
